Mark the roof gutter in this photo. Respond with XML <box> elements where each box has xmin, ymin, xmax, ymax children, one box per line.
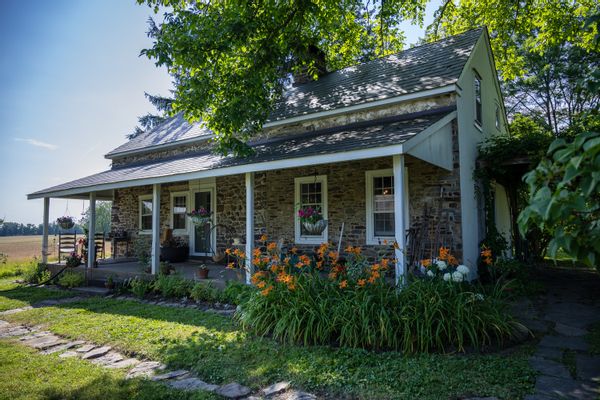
<box><xmin>105</xmin><ymin>84</ymin><xmax>457</xmax><ymax>160</ymax></box>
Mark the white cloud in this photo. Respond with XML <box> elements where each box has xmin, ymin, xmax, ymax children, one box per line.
<box><xmin>14</xmin><ymin>138</ymin><xmax>58</xmax><ymax>150</ymax></box>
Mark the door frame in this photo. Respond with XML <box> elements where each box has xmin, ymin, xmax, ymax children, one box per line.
<box><xmin>189</xmin><ymin>181</ymin><xmax>217</xmax><ymax>256</ymax></box>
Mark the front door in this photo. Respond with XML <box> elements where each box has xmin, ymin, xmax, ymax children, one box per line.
<box><xmin>192</xmin><ymin>190</ymin><xmax>214</xmax><ymax>255</ymax></box>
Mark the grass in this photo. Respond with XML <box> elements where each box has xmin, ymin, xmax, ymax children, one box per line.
<box><xmin>3</xmin><ymin>296</ymin><xmax>536</xmax><ymax>399</ymax></box>
<box><xmin>0</xmin><ymin>340</ymin><xmax>215</xmax><ymax>400</ymax></box>
<box><xmin>0</xmin><ymin>277</ymin><xmax>75</xmax><ymax>312</ymax></box>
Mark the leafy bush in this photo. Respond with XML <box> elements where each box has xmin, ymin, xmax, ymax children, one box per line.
<box><xmin>22</xmin><ymin>263</ymin><xmax>51</xmax><ymax>285</ymax></box>
<box><xmin>190</xmin><ymin>281</ymin><xmax>220</xmax><ymax>302</ymax></box>
<box><xmin>129</xmin><ymin>277</ymin><xmax>153</xmax><ymax>298</ymax></box>
<box><xmin>153</xmin><ymin>274</ymin><xmax>193</xmax><ymax>299</ymax></box>
<box><xmin>222</xmin><ymin>281</ymin><xmax>254</xmax><ymax>305</ymax></box>
<box><xmin>65</xmin><ymin>252</ymin><xmax>83</xmax><ymax>268</ymax></box>
<box><xmin>57</xmin><ymin>271</ymin><xmax>85</xmax><ymax>288</ymax></box>
<box><xmin>231</xmin><ymin>241</ymin><xmax>522</xmax><ymax>353</ymax></box>
<box><xmin>159</xmin><ymin>261</ymin><xmax>175</xmax><ymax>276</ymax></box>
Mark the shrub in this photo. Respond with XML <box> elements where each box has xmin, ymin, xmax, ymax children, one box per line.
<box><xmin>153</xmin><ymin>274</ymin><xmax>193</xmax><ymax>299</ymax></box>
<box><xmin>57</xmin><ymin>271</ymin><xmax>85</xmax><ymax>288</ymax></box>
<box><xmin>22</xmin><ymin>263</ymin><xmax>51</xmax><ymax>285</ymax></box>
<box><xmin>190</xmin><ymin>281</ymin><xmax>220</xmax><ymax>302</ymax></box>
<box><xmin>129</xmin><ymin>277</ymin><xmax>153</xmax><ymax>298</ymax></box>
<box><xmin>222</xmin><ymin>281</ymin><xmax>254</xmax><ymax>305</ymax></box>
<box><xmin>231</xmin><ymin>240</ymin><xmax>522</xmax><ymax>353</ymax></box>
<box><xmin>65</xmin><ymin>252</ymin><xmax>83</xmax><ymax>268</ymax></box>
<box><xmin>159</xmin><ymin>261</ymin><xmax>175</xmax><ymax>276</ymax></box>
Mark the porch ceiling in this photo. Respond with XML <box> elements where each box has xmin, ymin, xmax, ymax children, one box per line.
<box><xmin>28</xmin><ymin>106</ymin><xmax>455</xmax><ymax>200</ymax></box>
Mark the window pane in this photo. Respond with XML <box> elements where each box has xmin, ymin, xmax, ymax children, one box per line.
<box><xmin>141</xmin><ymin>215</ymin><xmax>152</xmax><ymax>231</ymax></box>
<box><xmin>173</xmin><ymin>213</ymin><xmax>186</xmax><ymax>230</ymax></box>
<box><xmin>141</xmin><ymin>200</ymin><xmax>153</xmax><ymax>216</ymax></box>
<box><xmin>374</xmin><ymin>213</ymin><xmax>394</xmax><ymax>237</ymax></box>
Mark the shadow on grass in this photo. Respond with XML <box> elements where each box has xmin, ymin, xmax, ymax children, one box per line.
<box><xmin>0</xmin><ymin>284</ymin><xmax>74</xmax><ymax>311</ymax></box>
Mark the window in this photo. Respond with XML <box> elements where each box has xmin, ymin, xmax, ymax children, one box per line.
<box><xmin>474</xmin><ymin>71</ymin><xmax>482</xmax><ymax>126</ymax></box>
<box><xmin>495</xmin><ymin>104</ymin><xmax>501</xmax><ymax>130</ymax></box>
<box><xmin>171</xmin><ymin>192</ymin><xmax>188</xmax><ymax>233</ymax></box>
<box><xmin>294</xmin><ymin>175</ymin><xmax>328</xmax><ymax>244</ymax></box>
<box><xmin>139</xmin><ymin>195</ymin><xmax>153</xmax><ymax>232</ymax></box>
<box><xmin>366</xmin><ymin>170</ymin><xmax>395</xmax><ymax>244</ymax></box>
<box><xmin>366</xmin><ymin>168</ymin><xmax>409</xmax><ymax>245</ymax></box>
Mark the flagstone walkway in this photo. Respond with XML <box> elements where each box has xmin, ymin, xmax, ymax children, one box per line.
<box><xmin>512</xmin><ymin>266</ymin><xmax>600</xmax><ymax>400</ymax></box>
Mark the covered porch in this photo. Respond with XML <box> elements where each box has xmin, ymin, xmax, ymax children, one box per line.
<box><xmin>29</xmin><ymin>107</ymin><xmax>459</xmax><ymax>285</ymax></box>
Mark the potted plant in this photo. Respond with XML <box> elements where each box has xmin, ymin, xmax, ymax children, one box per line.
<box><xmin>197</xmin><ymin>264</ymin><xmax>209</xmax><ymax>279</ymax></box>
<box><xmin>57</xmin><ymin>216</ymin><xmax>75</xmax><ymax>230</ymax></box>
<box><xmin>65</xmin><ymin>252</ymin><xmax>83</xmax><ymax>268</ymax></box>
<box><xmin>187</xmin><ymin>207</ymin><xmax>212</xmax><ymax>227</ymax></box>
<box><xmin>160</xmin><ymin>234</ymin><xmax>189</xmax><ymax>263</ymax></box>
<box><xmin>105</xmin><ymin>274</ymin><xmax>116</xmax><ymax>290</ymax></box>
<box><xmin>298</xmin><ymin>207</ymin><xmax>327</xmax><ymax>235</ymax></box>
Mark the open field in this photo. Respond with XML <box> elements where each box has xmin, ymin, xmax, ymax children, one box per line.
<box><xmin>0</xmin><ymin>235</ymin><xmax>111</xmax><ymax>262</ymax></box>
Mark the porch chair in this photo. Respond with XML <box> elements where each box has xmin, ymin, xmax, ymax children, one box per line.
<box><xmin>58</xmin><ymin>232</ymin><xmax>77</xmax><ymax>263</ymax></box>
<box><xmin>93</xmin><ymin>232</ymin><xmax>106</xmax><ymax>264</ymax></box>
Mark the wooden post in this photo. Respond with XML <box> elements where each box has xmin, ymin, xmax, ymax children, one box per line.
<box><xmin>245</xmin><ymin>172</ymin><xmax>254</xmax><ymax>284</ymax></box>
<box><xmin>87</xmin><ymin>193</ymin><xmax>96</xmax><ymax>277</ymax></box>
<box><xmin>42</xmin><ymin>197</ymin><xmax>50</xmax><ymax>264</ymax></box>
<box><xmin>393</xmin><ymin>155</ymin><xmax>406</xmax><ymax>286</ymax></box>
<box><xmin>151</xmin><ymin>184</ymin><xmax>161</xmax><ymax>275</ymax></box>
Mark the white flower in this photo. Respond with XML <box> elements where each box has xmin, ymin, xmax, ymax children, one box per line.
<box><xmin>427</xmin><ymin>270</ymin><xmax>435</xmax><ymax>277</ymax></box>
<box><xmin>452</xmin><ymin>271</ymin><xmax>464</xmax><ymax>282</ymax></box>
<box><xmin>474</xmin><ymin>293</ymin><xmax>485</xmax><ymax>301</ymax></box>
<box><xmin>443</xmin><ymin>273</ymin><xmax>451</xmax><ymax>282</ymax></box>
<box><xmin>437</xmin><ymin>260</ymin><xmax>447</xmax><ymax>270</ymax></box>
<box><xmin>457</xmin><ymin>265</ymin><xmax>470</xmax><ymax>276</ymax></box>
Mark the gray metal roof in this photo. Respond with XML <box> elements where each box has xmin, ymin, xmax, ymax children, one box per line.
<box><xmin>29</xmin><ymin>107</ymin><xmax>453</xmax><ymax>198</ymax></box>
<box><xmin>105</xmin><ymin>113</ymin><xmax>212</xmax><ymax>157</ymax></box>
<box><xmin>105</xmin><ymin>29</ymin><xmax>482</xmax><ymax>158</ymax></box>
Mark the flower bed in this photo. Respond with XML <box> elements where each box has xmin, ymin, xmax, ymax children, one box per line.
<box><xmin>229</xmin><ymin>239</ymin><xmax>523</xmax><ymax>353</ymax></box>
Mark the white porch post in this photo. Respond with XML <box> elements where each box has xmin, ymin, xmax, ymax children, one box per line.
<box><xmin>245</xmin><ymin>172</ymin><xmax>254</xmax><ymax>284</ymax></box>
<box><xmin>41</xmin><ymin>197</ymin><xmax>50</xmax><ymax>264</ymax></box>
<box><xmin>151</xmin><ymin>183</ymin><xmax>161</xmax><ymax>274</ymax></box>
<box><xmin>87</xmin><ymin>192</ymin><xmax>96</xmax><ymax>272</ymax></box>
<box><xmin>393</xmin><ymin>155</ymin><xmax>407</xmax><ymax>286</ymax></box>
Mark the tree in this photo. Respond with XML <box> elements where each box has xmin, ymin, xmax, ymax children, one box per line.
<box><xmin>137</xmin><ymin>0</ymin><xmax>427</xmax><ymax>155</ymax></box>
<box><xmin>80</xmin><ymin>201</ymin><xmax>112</xmax><ymax>235</ymax></box>
<box><xmin>128</xmin><ymin>92</ymin><xmax>174</xmax><ymax>139</ymax></box>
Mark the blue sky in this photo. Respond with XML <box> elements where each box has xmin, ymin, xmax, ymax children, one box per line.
<box><xmin>0</xmin><ymin>0</ymin><xmax>439</xmax><ymax>225</ymax></box>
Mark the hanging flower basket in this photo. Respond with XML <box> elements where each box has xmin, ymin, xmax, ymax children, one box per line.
<box><xmin>302</xmin><ymin>219</ymin><xmax>328</xmax><ymax>235</ymax></box>
<box><xmin>56</xmin><ymin>216</ymin><xmax>75</xmax><ymax>230</ymax></box>
<box><xmin>187</xmin><ymin>208</ymin><xmax>212</xmax><ymax>227</ymax></box>
<box><xmin>298</xmin><ymin>207</ymin><xmax>327</xmax><ymax>235</ymax></box>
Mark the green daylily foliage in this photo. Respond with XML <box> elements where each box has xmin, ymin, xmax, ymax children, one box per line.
<box><xmin>518</xmin><ymin>131</ymin><xmax>600</xmax><ymax>269</ymax></box>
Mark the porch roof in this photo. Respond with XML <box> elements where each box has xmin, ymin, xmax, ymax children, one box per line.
<box><xmin>28</xmin><ymin>107</ymin><xmax>455</xmax><ymax>199</ymax></box>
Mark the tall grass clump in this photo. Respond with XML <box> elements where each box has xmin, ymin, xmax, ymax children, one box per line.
<box><xmin>230</xmin><ymin>239</ymin><xmax>522</xmax><ymax>353</ymax></box>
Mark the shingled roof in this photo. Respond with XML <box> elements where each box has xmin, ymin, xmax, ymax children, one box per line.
<box><xmin>29</xmin><ymin>107</ymin><xmax>454</xmax><ymax>198</ymax></box>
<box><xmin>106</xmin><ymin>28</ymin><xmax>482</xmax><ymax>158</ymax></box>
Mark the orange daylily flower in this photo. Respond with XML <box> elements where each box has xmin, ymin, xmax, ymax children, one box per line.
<box><xmin>339</xmin><ymin>280</ymin><xmax>348</xmax><ymax>289</ymax></box>
<box><xmin>357</xmin><ymin>279</ymin><xmax>366</xmax><ymax>287</ymax></box>
<box><xmin>290</xmin><ymin>247</ymin><xmax>298</xmax><ymax>254</ymax></box>
<box><xmin>421</xmin><ymin>259</ymin><xmax>432</xmax><ymax>268</ymax></box>
<box><xmin>260</xmin><ymin>234</ymin><xmax>268</xmax><ymax>242</ymax></box>
<box><xmin>267</xmin><ymin>242</ymin><xmax>277</xmax><ymax>252</ymax></box>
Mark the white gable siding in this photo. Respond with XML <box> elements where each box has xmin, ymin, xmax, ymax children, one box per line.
<box><xmin>456</xmin><ymin>31</ymin><xmax>509</xmax><ymax>273</ymax></box>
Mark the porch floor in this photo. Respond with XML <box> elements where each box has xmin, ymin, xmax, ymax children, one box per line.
<box><xmin>48</xmin><ymin>258</ymin><xmax>244</xmax><ymax>289</ymax></box>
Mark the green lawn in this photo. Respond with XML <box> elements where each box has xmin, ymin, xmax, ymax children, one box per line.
<box><xmin>2</xmin><ymin>296</ymin><xmax>536</xmax><ymax>399</ymax></box>
<box><xmin>0</xmin><ymin>278</ymin><xmax>75</xmax><ymax>312</ymax></box>
<box><xmin>0</xmin><ymin>340</ymin><xmax>215</xmax><ymax>400</ymax></box>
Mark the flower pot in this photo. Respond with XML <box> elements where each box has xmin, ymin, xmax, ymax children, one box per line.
<box><xmin>197</xmin><ymin>268</ymin><xmax>209</xmax><ymax>279</ymax></box>
<box><xmin>301</xmin><ymin>219</ymin><xmax>328</xmax><ymax>235</ymax></box>
<box><xmin>59</xmin><ymin>221</ymin><xmax>75</xmax><ymax>230</ymax></box>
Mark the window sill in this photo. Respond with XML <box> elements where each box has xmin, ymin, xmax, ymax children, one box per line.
<box><xmin>138</xmin><ymin>230</ymin><xmax>152</xmax><ymax>235</ymax></box>
<box><xmin>172</xmin><ymin>230</ymin><xmax>189</xmax><ymax>236</ymax></box>
<box><xmin>295</xmin><ymin>236</ymin><xmax>327</xmax><ymax>245</ymax></box>
<box><xmin>366</xmin><ymin>236</ymin><xmax>395</xmax><ymax>246</ymax></box>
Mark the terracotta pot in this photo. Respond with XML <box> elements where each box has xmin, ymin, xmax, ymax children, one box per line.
<box><xmin>197</xmin><ymin>268</ymin><xmax>209</xmax><ymax>279</ymax></box>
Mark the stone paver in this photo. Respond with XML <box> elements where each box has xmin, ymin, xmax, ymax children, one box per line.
<box><xmin>0</xmin><ymin>306</ymin><xmax>33</xmax><ymax>316</ymax></box>
<box><xmin>168</xmin><ymin>378</ymin><xmax>219</xmax><ymax>392</ymax></box>
<box><xmin>575</xmin><ymin>354</ymin><xmax>600</xmax><ymax>383</ymax></box>
<box><xmin>150</xmin><ymin>369</ymin><xmax>189</xmax><ymax>381</ymax></box>
<box><xmin>529</xmin><ymin>357</ymin><xmax>571</xmax><ymax>379</ymax></box>
<box><xmin>262</xmin><ymin>381</ymin><xmax>291</xmax><ymax>396</ymax></box>
<box><xmin>75</xmin><ymin>344</ymin><xmax>96</xmax><ymax>353</ymax></box>
<box><xmin>104</xmin><ymin>358</ymin><xmax>140</xmax><ymax>369</ymax></box>
<box><xmin>215</xmin><ymin>382</ymin><xmax>252</xmax><ymax>398</ymax></box>
<box><xmin>554</xmin><ymin>323</ymin><xmax>588</xmax><ymax>337</ymax></box>
<box><xmin>41</xmin><ymin>340</ymin><xmax>86</xmax><ymax>355</ymax></box>
<box><xmin>125</xmin><ymin>361</ymin><xmax>166</xmax><ymax>379</ymax></box>
<box><xmin>81</xmin><ymin>346</ymin><xmax>112</xmax><ymax>360</ymax></box>
<box><xmin>90</xmin><ymin>351</ymin><xmax>123</xmax><ymax>365</ymax></box>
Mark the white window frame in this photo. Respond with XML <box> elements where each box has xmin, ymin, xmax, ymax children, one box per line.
<box><xmin>138</xmin><ymin>194</ymin><xmax>153</xmax><ymax>234</ymax></box>
<box><xmin>294</xmin><ymin>175</ymin><xmax>328</xmax><ymax>245</ymax></box>
<box><xmin>170</xmin><ymin>191</ymin><xmax>189</xmax><ymax>235</ymax></box>
<box><xmin>474</xmin><ymin>70</ymin><xmax>483</xmax><ymax>129</ymax></box>
<box><xmin>365</xmin><ymin>168</ymin><xmax>409</xmax><ymax>245</ymax></box>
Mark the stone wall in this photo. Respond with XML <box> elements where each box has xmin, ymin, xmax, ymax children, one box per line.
<box><xmin>111</xmin><ymin>121</ymin><xmax>462</xmax><ymax>263</ymax></box>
